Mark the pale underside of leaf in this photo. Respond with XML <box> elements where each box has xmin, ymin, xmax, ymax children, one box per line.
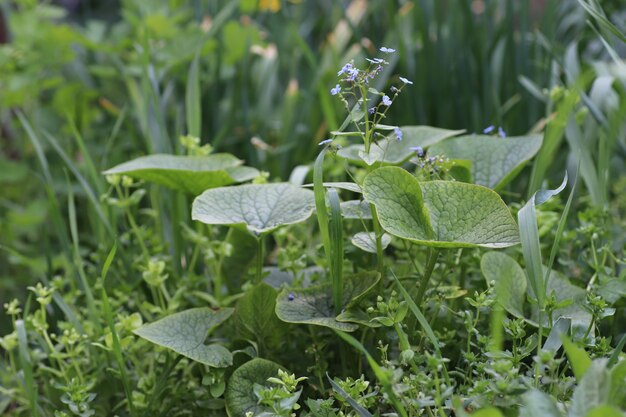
<box><xmin>133</xmin><ymin>308</ymin><xmax>234</xmax><ymax>367</ymax></box>
<box><xmin>192</xmin><ymin>183</ymin><xmax>315</xmax><ymax>235</ymax></box>
<box><xmin>352</xmin><ymin>232</ymin><xmax>391</xmax><ymax>253</ymax></box>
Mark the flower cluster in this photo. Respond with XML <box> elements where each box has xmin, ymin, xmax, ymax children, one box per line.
<box><xmin>321</xmin><ymin>47</ymin><xmax>413</xmax><ymax>153</ymax></box>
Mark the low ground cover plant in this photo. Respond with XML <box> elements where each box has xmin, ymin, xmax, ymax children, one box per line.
<box><xmin>1</xmin><ymin>1</ymin><xmax>626</xmax><ymax>416</ymax></box>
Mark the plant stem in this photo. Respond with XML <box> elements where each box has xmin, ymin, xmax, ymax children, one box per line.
<box><xmin>415</xmin><ymin>248</ymin><xmax>440</xmax><ymax>306</ymax></box>
<box><xmin>256</xmin><ymin>236</ymin><xmax>264</xmax><ymax>284</ymax></box>
<box><xmin>370</xmin><ymin>205</ymin><xmax>385</xmax><ymax>274</ymax></box>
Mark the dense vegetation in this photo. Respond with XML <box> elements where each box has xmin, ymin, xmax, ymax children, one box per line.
<box><xmin>1</xmin><ymin>1</ymin><xmax>625</xmax><ymax>416</ymax></box>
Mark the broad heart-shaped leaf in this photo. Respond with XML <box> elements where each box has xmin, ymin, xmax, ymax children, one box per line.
<box><xmin>338</xmin><ymin>126</ymin><xmax>464</xmax><ymax>165</ymax></box>
<box><xmin>133</xmin><ymin>308</ymin><xmax>233</xmax><ymax>367</ymax></box>
<box><xmin>428</xmin><ymin>134</ymin><xmax>543</xmax><ymax>190</ymax></box>
<box><xmin>362</xmin><ymin>167</ymin><xmax>519</xmax><ymax>248</ymax></box>
<box><xmin>481</xmin><ymin>252</ymin><xmax>527</xmax><ymax>318</ymax></box>
<box><xmin>275</xmin><ymin>271</ymin><xmax>380</xmax><ymax>331</ymax></box>
<box><xmin>103</xmin><ymin>153</ymin><xmax>259</xmax><ymax>195</ymax></box>
<box><xmin>192</xmin><ymin>183</ymin><xmax>315</xmax><ymax>236</ymax></box>
<box><xmin>225</xmin><ymin>358</ymin><xmax>282</xmax><ymax>417</ymax></box>
<box><xmin>351</xmin><ymin>232</ymin><xmax>391</xmax><ymax>254</ymax></box>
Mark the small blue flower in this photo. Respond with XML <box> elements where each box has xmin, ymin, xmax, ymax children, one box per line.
<box><xmin>382</xmin><ymin>95</ymin><xmax>392</xmax><ymax>106</ymax></box>
<box><xmin>366</xmin><ymin>58</ymin><xmax>385</xmax><ymax>64</ymax></box>
<box><xmin>399</xmin><ymin>76</ymin><xmax>413</xmax><ymax>85</ymax></box>
<box><xmin>380</xmin><ymin>47</ymin><xmax>396</xmax><ymax>53</ymax></box>
<box><xmin>410</xmin><ymin>146</ymin><xmax>424</xmax><ymax>157</ymax></box>
<box><xmin>368</xmin><ymin>107</ymin><xmax>376</xmax><ymax>115</ymax></box>
<box><xmin>319</xmin><ymin>139</ymin><xmax>333</xmax><ymax>146</ymax></box>
<box><xmin>330</xmin><ymin>84</ymin><xmax>341</xmax><ymax>95</ymax></box>
<box><xmin>347</xmin><ymin>67</ymin><xmax>359</xmax><ymax>81</ymax></box>
<box><xmin>483</xmin><ymin>125</ymin><xmax>495</xmax><ymax>134</ymax></box>
<box><xmin>394</xmin><ymin>127</ymin><xmax>403</xmax><ymax>141</ymax></box>
<box><xmin>338</xmin><ymin>63</ymin><xmax>353</xmax><ymax>76</ymax></box>
<box><xmin>498</xmin><ymin>127</ymin><xmax>506</xmax><ymax>138</ymax></box>
<box><xmin>288</xmin><ymin>293</ymin><xmax>295</xmax><ymax>301</ymax></box>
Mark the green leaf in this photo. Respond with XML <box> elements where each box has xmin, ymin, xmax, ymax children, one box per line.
<box><xmin>338</xmin><ymin>126</ymin><xmax>464</xmax><ymax>165</ymax></box>
<box><xmin>363</xmin><ymin>167</ymin><xmax>519</xmax><ymax>248</ymax></box>
<box><xmin>225</xmin><ymin>358</ymin><xmax>282</xmax><ymax>417</ymax></box>
<box><xmin>341</xmin><ymin>200</ymin><xmax>372</xmax><ymax>219</ymax></box>
<box><xmin>428</xmin><ymin>134</ymin><xmax>543</xmax><ymax>189</ymax></box>
<box><xmin>234</xmin><ymin>283</ymin><xmax>286</xmax><ymax>352</ymax></box>
<box><xmin>103</xmin><ymin>154</ymin><xmax>259</xmax><ymax>195</ymax></box>
<box><xmin>134</xmin><ymin>308</ymin><xmax>234</xmax><ymax>367</ymax></box>
<box><xmin>609</xmin><ymin>359</ymin><xmax>626</xmax><ymax>408</ymax></box>
<box><xmin>584</xmin><ymin>405</ymin><xmax>624</xmax><ymax>417</ymax></box>
<box><xmin>392</xmin><ymin>273</ymin><xmax>441</xmax><ymax>355</ymax></box>
<box><xmin>351</xmin><ymin>232</ymin><xmax>391</xmax><ymax>254</ymax></box>
<box><xmin>518</xmin><ymin>174</ymin><xmax>568</xmax><ymax>307</ymax></box>
<box><xmin>472</xmin><ymin>408</ymin><xmax>505</xmax><ymax>417</ymax></box>
<box><xmin>563</xmin><ymin>336</ymin><xmax>593</xmax><ymax>381</ymax></box>
<box><xmin>186</xmin><ymin>54</ymin><xmax>201</xmax><ymax>137</ymax></box>
<box><xmin>275</xmin><ymin>272</ymin><xmax>380</xmax><ymax>331</ymax></box>
<box><xmin>327</xmin><ymin>374</ymin><xmax>373</xmax><ymax>417</ymax></box>
<box><xmin>192</xmin><ymin>183</ymin><xmax>315</xmax><ymax>236</ymax></box>
<box><xmin>570</xmin><ymin>360</ymin><xmax>612</xmax><ymax>417</ymax></box>
<box><xmin>520</xmin><ymin>390</ymin><xmax>562</xmax><ymax>417</ymax></box>
<box><xmin>481</xmin><ymin>252</ymin><xmax>527</xmax><ymax>318</ymax></box>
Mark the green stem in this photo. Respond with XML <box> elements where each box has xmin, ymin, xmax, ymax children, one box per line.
<box><xmin>415</xmin><ymin>249</ymin><xmax>440</xmax><ymax>306</ymax></box>
<box><xmin>370</xmin><ymin>205</ymin><xmax>385</xmax><ymax>274</ymax></box>
<box><xmin>256</xmin><ymin>236</ymin><xmax>264</xmax><ymax>284</ymax></box>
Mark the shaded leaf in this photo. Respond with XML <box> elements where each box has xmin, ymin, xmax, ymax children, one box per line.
<box><xmin>234</xmin><ymin>283</ymin><xmax>286</xmax><ymax>352</ymax></box>
<box><xmin>481</xmin><ymin>252</ymin><xmax>527</xmax><ymax>318</ymax></box>
<box><xmin>275</xmin><ymin>272</ymin><xmax>380</xmax><ymax>331</ymax></box>
<box><xmin>341</xmin><ymin>200</ymin><xmax>372</xmax><ymax>219</ymax></box>
<box><xmin>225</xmin><ymin>358</ymin><xmax>282</xmax><ymax>417</ymax></box>
<box><xmin>520</xmin><ymin>390</ymin><xmax>562</xmax><ymax>417</ymax></box>
<box><xmin>570</xmin><ymin>359</ymin><xmax>611</xmax><ymax>417</ymax></box>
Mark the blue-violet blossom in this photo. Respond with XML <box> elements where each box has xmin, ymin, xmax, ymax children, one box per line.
<box><xmin>410</xmin><ymin>146</ymin><xmax>424</xmax><ymax>157</ymax></box>
<box><xmin>394</xmin><ymin>127</ymin><xmax>403</xmax><ymax>141</ymax></box>
<box><xmin>382</xmin><ymin>95</ymin><xmax>392</xmax><ymax>106</ymax></box>
<box><xmin>330</xmin><ymin>84</ymin><xmax>341</xmax><ymax>95</ymax></box>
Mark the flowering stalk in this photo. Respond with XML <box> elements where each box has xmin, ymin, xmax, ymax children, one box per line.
<box><xmin>324</xmin><ymin>47</ymin><xmax>413</xmax><ymax>274</ymax></box>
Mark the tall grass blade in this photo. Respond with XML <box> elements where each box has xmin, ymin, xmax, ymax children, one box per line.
<box><xmin>186</xmin><ymin>54</ymin><xmax>201</xmax><ymax>137</ymax></box>
<box><xmin>328</xmin><ymin>188</ymin><xmax>343</xmax><ymax>315</ymax></box>
<box><xmin>42</xmin><ymin>131</ymin><xmax>114</xmax><ymax>236</ymax></box>
<box><xmin>327</xmin><ymin>374</ymin><xmax>373</xmax><ymax>417</ymax></box>
<box><xmin>16</xmin><ymin>320</ymin><xmax>37</xmax><ymax>416</ymax></box>
<box><xmin>518</xmin><ymin>173</ymin><xmax>567</xmax><ymax>308</ymax></box>
<box><xmin>313</xmin><ymin>148</ymin><xmax>333</xmax><ymax>280</ymax></box>
<box><xmin>101</xmin><ymin>244</ymin><xmax>136</xmax><ymax>415</ymax></box>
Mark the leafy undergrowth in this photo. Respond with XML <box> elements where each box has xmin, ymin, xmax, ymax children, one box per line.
<box><xmin>1</xmin><ymin>1</ymin><xmax>626</xmax><ymax>417</ymax></box>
